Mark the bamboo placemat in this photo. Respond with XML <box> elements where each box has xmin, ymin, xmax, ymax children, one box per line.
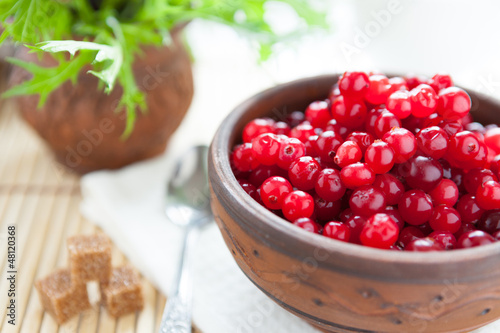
<box><xmin>0</xmin><ymin>103</ymin><xmax>198</xmax><ymax>332</ymax></box>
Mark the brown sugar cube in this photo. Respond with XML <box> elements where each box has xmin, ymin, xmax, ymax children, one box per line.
<box><xmin>103</xmin><ymin>266</ymin><xmax>144</xmax><ymax>317</ymax></box>
<box><xmin>67</xmin><ymin>234</ymin><xmax>112</xmax><ymax>283</ymax></box>
<box><xmin>35</xmin><ymin>268</ymin><xmax>90</xmax><ymax>324</ymax></box>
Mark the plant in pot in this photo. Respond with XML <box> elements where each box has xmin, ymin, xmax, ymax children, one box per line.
<box><xmin>0</xmin><ymin>0</ymin><xmax>325</xmax><ymax>173</ymax></box>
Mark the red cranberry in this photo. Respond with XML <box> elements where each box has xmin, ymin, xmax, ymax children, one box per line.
<box><xmin>428</xmin><ymin>179</ymin><xmax>459</xmax><ymax>207</ymax></box>
<box><xmin>437</xmin><ymin>87</ymin><xmax>471</xmax><ymax>121</ymax></box>
<box><xmin>404</xmin><ymin>74</ymin><xmax>427</xmax><ymax>90</ymax></box>
<box><xmin>288</xmin><ymin>156</ymin><xmax>321</xmax><ymax>191</ymax></box>
<box><xmin>447</xmin><ymin>131</ymin><xmax>480</xmax><ymax>162</ymax></box>
<box><xmin>484</xmin><ymin>127</ymin><xmax>500</xmax><ymax>154</ymax></box>
<box><xmin>339</xmin><ymin>208</ymin><xmax>353</xmax><ymax>222</ymax></box>
<box><xmin>476</xmin><ymin>180</ymin><xmax>500</xmax><ymax>210</ymax></box>
<box><xmin>345</xmin><ymin>131</ymin><xmax>374</xmax><ymax>153</ymax></box>
<box><xmin>457</xmin><ymin>230</ymin><xmax>496</xmax><ymax>249</ymax></box>
<box><xmin>286</xmin><ymin>111</ymin><xmax>305</xmax><ymax>127</ymax></box>
<box><xmin>290</xmin><ymin>122</ymin><xmax>316</xmax><ymax>143</ymax></box>
<box><xmin>293</xmin><ymin>218</ymin><xmax>321</xmax><ymax>234</ymax></box>
<box><xmin>277</xmin><ymin>137</ymin><xmax>306</xmax><ymax>169</ymax></box>
<box><xmin>382</xmin><ymin>127</ymin><xmax>417</xmax><ymax>163</ymax></box>
<box><xmin>406</xmin><ymin>238</ymin><xmax>444</xmax><ymax>251</ymax></box>
<box><xmin>477</xmin><ymin>210</ymin><xmax>500</xmax><ymax>234</ymax></box>
<box><xmin>401</xmin><ymin>156</ymin><xmax>443</xmax><ymax>192</ymax></box>
<box><xmin>365</xmin><ymin>140</ymin><xmax>395</xmax><ymax>174</ymax></box>
<box><xmin>242</xmin><ymin>118</ymin><xmax>275</xmax><ymax>143</ymax></box>
<box><xmin>374</xmin><ymin>111</ymin><xmax>402</xmax><ymax>138</ymax></box>
<box><xmin>429</xmin><ymin>205</ymin><xmax>462</xmax><ymax>233</ymax></box>
<box><xmin>249</xmin><ymin>165</ymin><xmax>285</xmax><ymax>187</ymax></box>
<box><xmin>334</xmin><ymin>141</ymin><xmax>362</xmax><ymax>168</ymax></box>
<box><xmin>360</xmin><ymin>213</ymin><xmax>399</xmax><ymax>249</ymax></box>
<box><xmin>315</xmin><ymin>168</ymin><xmax>346</xmax><ymax>202</ymax></box>
<box><xmin>251</xmin><ymin>133</ymin><xmax>280</xmax><ymax>165</ymax></box>
<box><xmin>232</xmin><ymin>143</ymin><xmax>260</xmax><ymax>172</ymax></box>
<box><xmin>314</xmin><ymin>194</ymin><xmax>341</xmax><ymax>222</ymax></box>
<box><xmin>463</xmin><ymin>168</ymin><xmax>498</xmax><ymax>194</ymax></box>
<box><xmin>305</xmin><ymin>100</ymin><xmax>331</xmax><ymax>128</ymax></box>
<box><xmin>260</xmin><ymin>176</ymin><xmax>293</xmax><ymax>210</ymax></box>
<box><xmin>238</xmin><ymin>180</ymin><xmax>260</xmax><ymax>201</ymax></box>
<box><xmin>349</xmin><ymin>185</ymin><xmax>386</xmax><ymax>217</ymax></box>
<box><xmin>398</xmin><ymin>226</ymin><xmax>425</xmax><ymax>248</ymax></box>
<box><xmin>454</xmin><ymin>222</ymin><xmax>477</xmax><ymax>240</ymax></box>
<box><xmin>331</xmin><ymin>96</ymin><xmax>367</xmax><ymax>128</ymax></box>
<box><xmin>338</xmin><ymin>71</ymin><xmax>369</xmax><ymax>99</ymax></box>
<box><xmin>429</xmin><ymin>231</ymin><xmax>457</xmax><ymax>250</ymax></box>
<box><xmin>428</xmin><ymin>74</ymin><xmax>453</xmax><ymax>92</ymax></box>
<box><xmin>345</xmin><ymin>215</ymin><xmax>366</xmax><ymax>244</ymax></box>
<box><xmin>273</xmin><ymin>121</ymin><xmax>290</xmax><ymax>136</ymax></box>
<box><xmin>373</xmin><ymin>174</ymin><xmax>405</xmax><ymax>205</ymax></box>
<box><xmin>340</xmin><ymin>162</ymin><xmax>376</xmax><ymax>189</ymax></box>
<box><xmin>314</xmin><ymin>130</ymin><xmax>344</xmax><ymax>163</ymax></box>
<box><xmin>282</xmin><ymin>190</ymin><xmax>315</xmax><ymax>221</ymax></box>
<box><xmin>388</xmin><ymin>76</ymin><xmax>408</xmax><ymax>93</ymax></box>
<box><xmin>386</xmin><ymin>90</ymin><xmax>412</xmax><ymax>119</ymax></box>
<box><xmin>439</xmin><ymin>120</ymin><xmax>463</xmax><ymax>137</ymax></box>
<box><xmin>409</xmin><ymin>84</ymin><xmax>438</xmax><ymax>118</ymax></box>
<box><xmin>365</xmin><ymin>107</ymin><xmax>385</xmax><ymax>136</ymax></box>
<box><xmin>398</xmin><ymin>189</ymin><xmax>434</xmax><ymax>226</ymax></box>
<box><xmin>365</xmin><ymin>75</ymin><xmax>391</xmax><ymax>105</ymax></box>
<box><xmin>323</xmin><ymin>221</ymin><xmax>351</xmax><ymax>242</ymax></box>
<box><xmin>383</xmin><ymin>206</ymin><xmax>404</xmax><ymax>230</ymax></box>
<box><xmin>456</xmin><ymin>194</ymin><xmax>484</xmax><ymax>223</ymax></box>
<box><xmin>416</xmin><ymin>126</ymin><xmax>449</xmax><ymax>159</ymax></box>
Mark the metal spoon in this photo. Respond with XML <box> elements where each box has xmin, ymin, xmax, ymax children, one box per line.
<box><xmin>159</xmin><ymin>145</ymin><xmax>212</xmax><ymax>333</ymax></box>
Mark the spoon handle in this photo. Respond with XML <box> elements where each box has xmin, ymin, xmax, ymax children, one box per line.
<box><xmin>159</xmin><ymin>226</ymin><xmax>200</xmax><ymax>333</ymax></box>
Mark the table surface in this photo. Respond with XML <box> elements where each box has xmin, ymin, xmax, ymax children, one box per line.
<box><xmin>0</xmin><ymin>103</ymin><xmax>199</xmax><ymax>332</ymax></box>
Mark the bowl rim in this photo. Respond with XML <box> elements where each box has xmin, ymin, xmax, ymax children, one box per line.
<box><xmin>210</xmin><ymin>74</ymin><xmax>500</xmax><ymax>266</ymax></box>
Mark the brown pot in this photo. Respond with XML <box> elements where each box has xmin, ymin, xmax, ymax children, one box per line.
<box><xmin>10</xmin><ymin>28</ymin><xmax>193</xmax><ymax>173</ymax></box>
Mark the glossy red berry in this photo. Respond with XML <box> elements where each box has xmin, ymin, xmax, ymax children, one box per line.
<box><xmin>288</xmin><ymin>156</ymin><xmax>321</xmax><ymax>191</ymax></box>
<box><xmin>477</xmin><ymin>210</ymin><xmax>500</xmax><ymax>234</ymax></box>
<box><xmin>277</xmin><ymin>137</ymin><xmax>306</xmax><ymax>169</ymax></box>
<box><xmin>334</xmin><ymin>141</ymin><xmax>362</xmax><ymax>168</ymax></box>
<box><xmin>251</xmin><ymin>133</ymin><xmax>280</xmax><ymax>165</ymax></box>
<box><xmin>349</xmin><ymin>185</ymin><xmax>386</xmax><ymax>217</ymax></box>
<box><xmin>345</xmin><ymin>215</ymin><xmax>366</xmax><ymax>244</ymax></box>
<box><xmin>386</xmin><ymin>90</ymin><xmax>412</xmax><ymax>119</ymax></box>
<box><xmin>242</xmin><ymin>118</ymin><xmax>275</xmax><ymax>143</ymax></box>
<box><xmin>484</xmin><ymin>127</ymin><xmax>500</xmax><ymax>154</ymax></box>
<box><xmin>365</xmin><ymin>107</ymin><xmax>385</xmax><ymax>137</ymax></box>
<box><xmin>373</xmin><ymin>174</ymin><xmax>405</xmax><ymax>205</ymax></box>
<box><xmin>437</xmin><ymin>87</ymin><xmax>471</xmax><ymax>121</ymax></box>
<box><xmin>360</xmin><ymin>213</ymin><xmax>399</xmax><ymax>249</ymax></box>
<box><xmin>314</xmin><ymin>130</ymin><xmax>344</xmax><ymax>163</ymax></box>
<box><xmin>331</xmin><ymin>96</ymin><xmax>367</xmax><ymax>128</ymax></box>
<box><xmin>374</xmin><ymin>111</ymin><xmax>402</xmax><ymax>138</ymax></box>
<box><xmin>456</xmin><ymin>194</ymin><xmax>484</xmax><ymax>223</ymax></box>
<box><xmin>406</xmin><ymin>238</ymin><xmax>444</xmax><ymax>251</ymax></box>
<box><xmin>404</xmin><ymin>74</ymin><xmax>427</xmax><ymax>90</ymax></box>
<box><xmin>447</xmin><ymin>131</ymin><xmax>480</xmax><ymax>162</ymax></box>
<box><xmin>314</xmin><ymin>194</ymin><xmax>341</xmax><ymax>222</ymax></box>
<box><xmin>457</xmin><ymin>230</ymin><xmax>496</xmax><ymax>248</ymax></box>
<box><xmin>401</xmin><ymin>156</ymin><xmax>443</xmax><ymax>192</ymax></box>
<box><xmin>282</xmin><ymin>190</ymin><xmax>315</xmax><ymax>221</ymax></box>
<box><xmin>305</xmin><ymin>100</ymin><xmax>331</xmax><ymax>128</ymax></box>
<box><xmin>409</xmin><ymin>84</ymin><xmax>438</xmax><ymax>118</ymax></box>
<box><xmin>429</xmin><ymin>205</ymin><xmax>461</xmax><ymax>233</ymax></box>
<box><xmin>260</xmin><ymin>176</ymin><xmax>293</xmax><ymax>210</ymax></box>
<box><xmin>463</xmin><ymin>168</ymin><xmax>498</xmax><ymax>194</ymax></box>
<box><xmin>476</xmin><ymin>180</ymin><xmax>500</xmax><ymax>210</ymax></box>
<box><xmin>428</xmin><ymin>74</ymin><xmax>453</xmax><ymax>92</ymax></box>
<box><xmin>249</xmin><ymin>165</ymin><xmax>285</xmax><ymax>187</ymax></box>
<box><xmin>428</xmin><ymin>179</ymin><xmax>459</xmax><ymax>207</ymax></box>
<box><xmin>383</xmin><ymin>206</ymin><xmax>404</xmax><ymax>230</ymax></box>
<box><xmin>388</xmin><ymin>76</ymin><xmax>408</xmax><ymax>93</ymax></box>
<box><xmin>315</xmin><ymin>168</ymin><xmax>346</xmax><ymax>202</ymax></box>
<box><xmin>398</xmin><ymin>226</ymin><xmax>425</xmax><ymax>248</ymax></box>
<box><xmin>416</xmin><ymin>126</ymin><xmax>449</xmax><ymax>159</ymax></box>
<box><xmin>290</xmin><ymin>122</ymin><xmax>316</xmax><ymax>143</ymax></box>
<box><xmin>323</xmin><ymin>221</ymin><xmax>351</xmax><ymax>242</ymax></box>
<box><xmin>345</xmin><ymin>131</ymin><xmax>374</xmax><ymax>154</ymax></box>
<box><xmin>429</xmin><ymin>231</ymin><xmax>456</xmax><ymax>250</ymax></box>
<box><xmin>232</xmin><ymin>143</ymin><xmax>260</xmax><ymax>172</ymax></box>
<box><xmin>365</xmin><ymin>140</ymin><xmax>395</xmax><ymax>174</ymax></box>
<box><xmin>238</xmin><ymin>179</ymin><xmax>260</xmax><ymax>202</ymax></box>
<box><xmin>338</xmin><ymin>71</ymin><xmax>369</xmax><ymax>99</ymax></box>
<box><xmin>293</xmin><ymin>218</ymin><xmax>321</xmax><ymax>234</ymax></box>
<box><xmin>439</xmin><ymin>120</ymin><xmax>463</xmax><ymax>137</ymax></box>
<box><xmin>340</xmin><ymin>162</ymin><xmax>376</xmax><ymax>189</ymax></box>
<box><xmin>365</xmin><ymin>75</ymin><xmax>391</xmax><ymax>105</ymax></box>
<box><xmin>382</xmin><ymin>127</ymin><xmax>417</xmax><ymax>163</ymax></box>
<box><xmin>398</xmin><ymin>189</ymin><xmax>434</xmax><ymax>226</ymax></box>
<box><xmin>273</xmin><ymin>121</ymin><xmax>290</xmax><ymax>136</ymax></box>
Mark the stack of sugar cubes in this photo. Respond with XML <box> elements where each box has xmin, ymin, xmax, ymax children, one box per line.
<box><xmin>35</xmin><ymin>234</ymin><xmax>144</xmax><ymax>324</ymax></box>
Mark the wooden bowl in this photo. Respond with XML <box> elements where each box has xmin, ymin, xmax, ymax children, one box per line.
<box><xmin>208</xmin><ymin>75</ymin><xmax>500</xmax><ymax>333</ymax></box>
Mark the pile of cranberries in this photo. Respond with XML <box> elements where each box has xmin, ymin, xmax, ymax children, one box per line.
<box><xmin>230</xmin><ymin>72</ymin><xmax>500</xmax><ymax>251</ymax></box>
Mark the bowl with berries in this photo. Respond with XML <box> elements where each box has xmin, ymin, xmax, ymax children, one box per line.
<box><xmin>208</xmin><ymin>72</ymin><xmax>500</xmax><ymax>332</ymax></box>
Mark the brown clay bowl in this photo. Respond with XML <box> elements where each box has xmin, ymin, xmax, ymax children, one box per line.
<box><xmin>208</xmin><ymin>74</ymin><xmax>500</xmax><ymax>333</ymax></box>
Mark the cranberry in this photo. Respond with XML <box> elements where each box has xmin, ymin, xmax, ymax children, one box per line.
<box><xmin>334</xmin><ymin>141</ymin><xmax>362</xmax><ymax>168</ymax></box>
<box><xmin>484</xmin><ymin>127</ymin><xmax>500</xmax><ymax>154</ymax></box>
<box><xmin>315</xmin><ymin>168</ymin><xmax>346</xmax><ymax>202</ymax></box>
<box><xmin>476</xmin><ymin>180</ymin><xmax>500</xmax><ymax>210</ymax></box>
<box><xmin>447</xmin><ymin>131</ymin><xmax>480</xmax><ymax>162</ymax></box>
<box><xmin>405</xmin><ymin>74</ymin><xmax>427</xmax><ymax>90</ymax></box>
<box><xmin>463</xmin><ymin>168</ymin><xmax>498</xmax><ymax>194</ymax></box>
<box><xmin>293</xmin><ymin>218</ymin><xmax>321</xmax><ymax>234</ymax></box>
<box><xmin>238</xmin><ymin>179</ymin><xmax>260</xmax><ymax>201</ymax></box>
<box><xmin>338</xmin><ymin>71</ymin><xmax>370</xmax><ymax>99</ymax></box>
<box><xmin>461</xmin><ymin>141</ymin><xmax>487</xmax><ymax>170</ymax></box>
<box><xmin>323</xmin><ymin>221</ymin><xmax>351</xmax><ymax>242</ymax></box>
<box><xmin>477</xmin><ymin>210</ymin><xmax>500</xmax><ymax>234</ymax></box>
<box><xmin>249</xmin><ymin>165</ymin><xmax>285</xmax><ymax>187</ymax></box>
<box><xmin>349</xmin><ymin>185</ymin><xmax>386</xmax><ymax>217</ymax></box>
<box><xmin>282</xmin><ymin>190</ymin><xmax>315</xmax><ymax>221</ymax></box>
<box><xmin>439</xmin><ymin>120</ymin><xmax>463</xmax><ymax>137</ymax></box>
<box><xmin>365</xmin><ymin>140</ymin><xmax>395</xmax><ymax>174</ymax></box>
<box><xmin>345</xmin><ymin>215</ymin><xmax>366</xmax><ymax>244</ymax></box>
<box><xmin>365</xmin><ymin>75</ymin><xmax>391</xmax><ymax>105</ymax></box>
<box><xmin>437</xmin><ymin>87</ymin><xmax>471</xmax><ymax>121</ymax></box>
<box><xmin>314</xmin><ymin>130</ymin><xmax>344</xmax><ymax>163</ymax></box>
<box><xmin>398</xmin><ymin>226</ymin><xmax>425</xmax><ymax>248</ymax></box>
<box><xmin>305</xmin><ymin>100</ymin><xmax>331</xmax><ymax>129</ymax></box>
<box><xmin>373</xmin><ymin>174</ymin><xmax>405</xmax><ymax>205</ymax></box>
<box><xmin>273</xmin><ymin>121</ymin><xmax>290</xmax><ymax>136</ymax></box>
<box><xmin>428</xmin><ymin>74</ymin><xmax>453</xmax><ymax>92</ymax></box>
<box><xmin>290</xmin><ymin>122</ymin><xmax>316</xmax><ymax>143</ymax></box>
<box><xmin>277</xmin><ymin>137</ymin><xmax>306</xmax><ymax>169</ymax></box>
<box><xmin>429</xmin><ymin>231</ymin><xmax>457</xmax><ymax>250</ymax></box>
<box><xmin>494</xmin><ymin>230</ymin><xmax>500</xmax><ymax>241</ymax></box>
<box><xmin>406</xmin><ymin>238</ymin><xmax>444</xmax><ymax>251</ymax></box>
<box><xmin>398</xmin><ymin>189</ymin><xmax>434</xmax><ymax>226</ymax></box>
<box><xmin>448</xmin><ymin>166</ymin><xmax>466</xmax><ymax>193</ymax></box>
<box><xmin>428</xmin><ymin>179</ymin><xmax>459</xmax><ymax>207</ymax></box>
<box><xmin>456</xmin><ymin>194</ymin><xmax>484</xmax><ymax>223</ymax></box>
<box><xmin>422</xmin><ymin>113</ymin><xmax>443</xmax><ymax>128</ymax></box>
<box><xmin>457</xmin><ymin>230</ymin><xmax>496</xmax><ymax>249</ymax></box>
<box><xmin>360</xmin><ymin>213</ymin><xmax>399</xmax><ymax>249</ymax></box>
<box><xmin>365</xmin><ymin>107</ymin><xmax>385</xmax><ymax>136</ymax></box>
<box><xmin>388</xmin><ymin>76</ymin><xmax>408</xmax><ymax>93</ymax></box>
<box><xmin>416</xmin><ymin>126</ymin><xmax>449</xmax><ymax>159</ymax></box>
<box><xmin>429</xmin><ymin>205</ymin><xmax>461</xmax><ymax>233</ymax></box>
<box><xmin>260</xmin><ymin>176</ymin><xmax>293</xmax><ymax>210</ymax></box>
<box><xmin>345</xmin><ymin>131</ymin><xmax>374</xmax><ymax>153</ymax></box>
<box><xmin>232</xmin><ymin>143</ymin><xmax>260</xmax><ymax>172</ymax></box>
<box><xmin>340</xmin><ymin>162</ymin><xmax>376</xmax><ymax>189</ymax></box>
<box><xmin>454</xmin><ymin>222</ymin><xmax>476</xmax><ymax>240</ymax></box>
<box><xmin>386</xmin><ymin>90</ymin><xmax>412</xmax><ymax>119</ymax></box>
<box><xmin>288</xmin><ymin>156</ymin><xmax>321</xmax><ymax>191</ymax></box>
<box><xmin>383</xmin><ymin>206</ymin><xmax>404</xmax><ymax>230</ymax></box>
<box><xmin>242</xmin><ymin>118</ymin><xmax>275</xmax><ymax>143</ymax></box>
<box><xmin>305</xmin><ymin>135</ymin><xmax>319</xmax><ymax>157</ymax></box>
<box><xmin>402</xmin><ymin>156</ymin><xmax>443</xmax><ymax>192</ymax></box>
<box><xmin>382</xmin><ymin>127</ymin><xmax>417</xmax><ymax>163</ymax></box>
<box><xmin>339</xmin><ymin>208</ymin><xmax>353</xmax><ymax>222</ymax></box>
<box><xmin>314</xmin><ymin>194</ymin><xmax>341</xmax><ymax>222</ymax></box>
<box><xmin>374</xmin><ymin>111</ymin><xmax>402</xmax><ymax>138</ymax></box>
<box><xmin>331</xmin><ymin>96</ymin><xmax>367</xmax><ymax>128</ymax></box>
<box><xmin>251</xmin><ymin>133</ymin><xmax>280</xmax><ymax>165</ymax></box>
<box><xmin>409</xmin><ymin>84</ymin><xmax>438</xmax><ymax>118</ymax></box>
